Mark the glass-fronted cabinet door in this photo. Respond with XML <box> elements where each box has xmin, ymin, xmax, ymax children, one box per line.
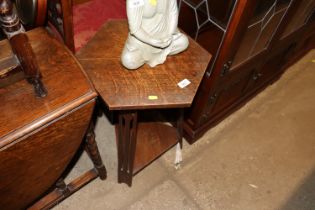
<box><xmin>178</xmin><ymin>0</ymin><xmax>237</xmax><ymax>58</ymax></box>
<box><xmin>229</xmin><ymin>0</ymin><xmax>293</xmax><ymax>70</ymax></box>
<box><xmin>281</xmin><ymin>0</ymin><xmax>315</xmax><ymax>39</ymax></box>
<box><xmin>178</xmin><ymin>0</ymin><xmax>295</xmax><ymax>73</ymax></box>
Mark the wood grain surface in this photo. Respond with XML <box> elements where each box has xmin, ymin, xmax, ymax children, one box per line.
<box><xmin>0</xmin><ymin>101</ymin><xmax>95</xmax><ymax>209</ymax></box>
<box><xmin>133</xmin><ymin>122</ymin><xmax>178</xmax><ymax>174</ymax></box>
<box><xmin>77</xmin><ymin>20</ymin><xmax>211</xmax><ymax>110</ymax></box>
<box><xmin>0</xmin><ymin>27</ymin><xmax>96</xmax><ymax>147</ymax></box>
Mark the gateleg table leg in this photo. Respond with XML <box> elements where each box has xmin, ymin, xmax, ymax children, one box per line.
<box><xmin>30</xmin><ymin>121</ymin><xmax>107</xmax><ymax>209</ymax></box>
<box><xmin>85</xmin><ymin>122</ymin><xmax>107</xmax><ymax>180</ymax></box>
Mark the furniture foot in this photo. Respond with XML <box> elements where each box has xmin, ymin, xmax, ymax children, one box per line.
<box><xmin>28</xmin><ymin>78</ymin><xmax>47</xmax><ymax>98</ymax></box>
<box><xmin>55</xmin><ymin>178</ymin><xmax>70</xmax><ymax>196</ymax></box>
<box><xmin>117</xmin><ymin>111</ymin><xmax>138</xmax><ymax>186</ymax></box>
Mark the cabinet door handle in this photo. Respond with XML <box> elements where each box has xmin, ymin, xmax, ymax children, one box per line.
<box><xmin>221</xmin><ymin>61</ymin><xmax>232</xmax><ymax>76</ymax></box>
<box><xmin>209</xmin><ymin>93</ymin><xmax>218</xmax><ymax>104</ymax></box>
<box><xmin>253</xmin><ymin>73</ymin><xmax>262</xmax><ymax>80</ymax></box>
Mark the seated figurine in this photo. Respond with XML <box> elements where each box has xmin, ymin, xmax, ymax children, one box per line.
<box><xmin>121</xmin><ymin>0</ymin><xmax>189</xmax><ymax>70</ymax></box>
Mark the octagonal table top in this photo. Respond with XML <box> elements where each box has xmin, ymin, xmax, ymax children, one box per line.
<box><xmin>77</xmin><ymin>20</ymin><xmax>211</xmax><ymax>110</ymax></box>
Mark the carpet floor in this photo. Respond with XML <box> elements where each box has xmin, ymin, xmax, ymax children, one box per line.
<box><xmin>73</xmin><ymin>0</ymin><xmax>126</xmax><ymax>51</ymax></box>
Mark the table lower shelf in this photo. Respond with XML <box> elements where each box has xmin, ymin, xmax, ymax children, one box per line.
<box><xmin>133</xmin><ymin>122</ymin><xmax>178</xmax><ymax>174</ymax></box>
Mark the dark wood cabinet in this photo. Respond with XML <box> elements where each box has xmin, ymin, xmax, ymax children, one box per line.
<box><xmin>178</xmin><ymin>0</ymin><xmax>315</xmax><ymax>143</ymax></box>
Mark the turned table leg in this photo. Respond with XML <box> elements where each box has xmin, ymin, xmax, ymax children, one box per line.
<box><xmin>85</xmin><ymin>122</ymin><xmax>107</xmax><ymax>180</ymax></box>
<box><xmin>117</xmin><ymin>110</ymin><xmax>138</xmax><ymax>186</ymax></box>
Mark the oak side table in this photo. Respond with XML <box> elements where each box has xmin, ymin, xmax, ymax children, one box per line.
<box><xmin>77</xmin><ymin>20</ymin><xmax>211</xmax><ymax>186</ymax></box>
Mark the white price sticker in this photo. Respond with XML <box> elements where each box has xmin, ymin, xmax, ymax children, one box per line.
<box><xmin>177</xmin><ymin>79</ymin><xmax>191</xmax><ymax>88</ymax></box>
<box><xmin>129</xmin><ymin>0</ymin><xmax>144</xmax><ymax>8</ymax></box>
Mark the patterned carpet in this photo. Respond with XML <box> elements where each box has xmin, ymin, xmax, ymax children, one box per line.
<box><xmin>73</xmin><ymin>0</ymin><xmax>126</xmax><ymax>51</ymax></box>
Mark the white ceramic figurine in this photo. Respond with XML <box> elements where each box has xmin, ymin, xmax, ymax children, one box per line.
<box><xmin>121</xmin><ymin>0</ymin><xmax>189</xmax><ymax>70</ymax></box>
